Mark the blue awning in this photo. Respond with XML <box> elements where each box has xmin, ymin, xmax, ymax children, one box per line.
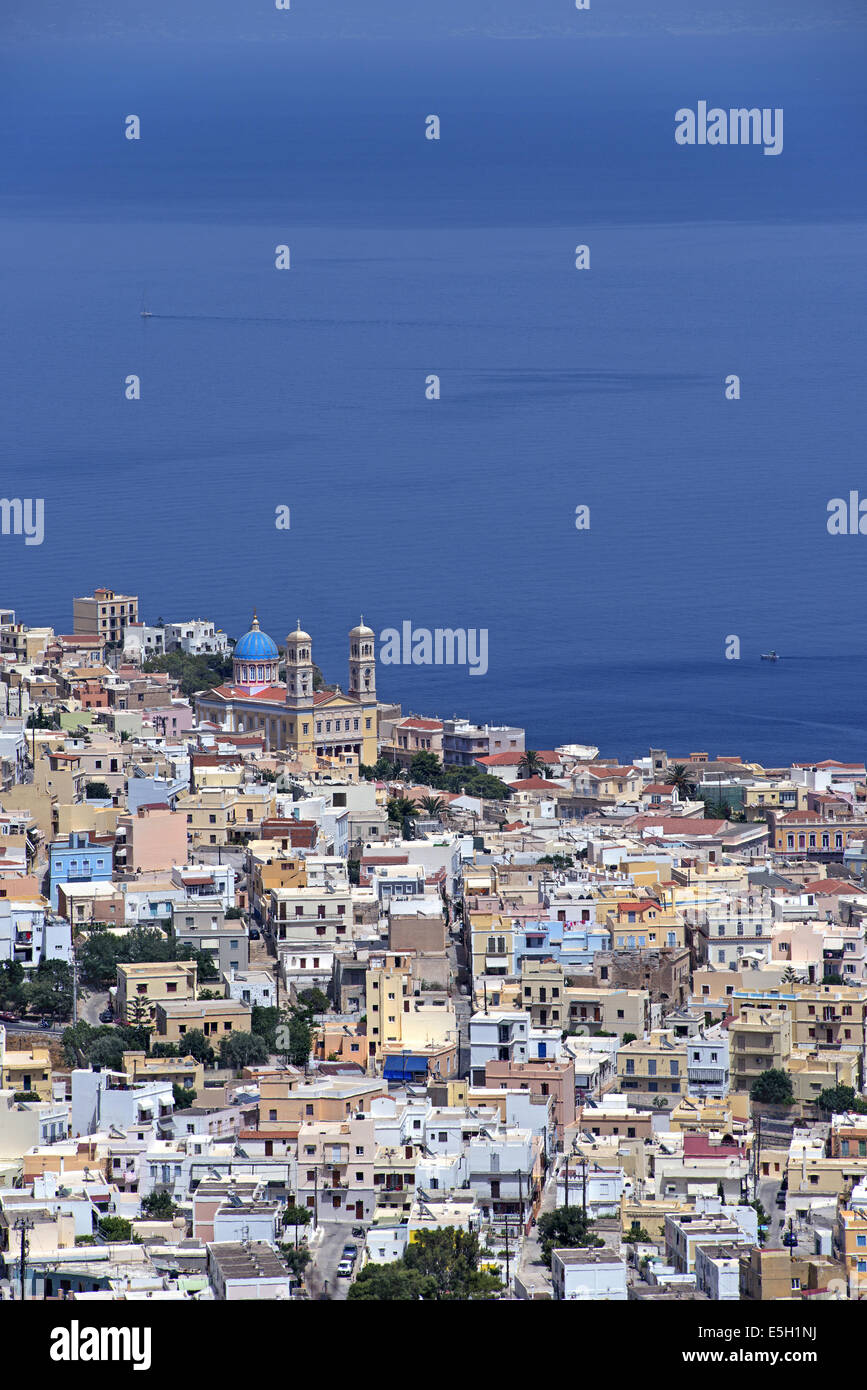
<box><xmin>383</xmin><ymin>1056</ymin><xmax>429</xmax><ymax>1080</ymax></box>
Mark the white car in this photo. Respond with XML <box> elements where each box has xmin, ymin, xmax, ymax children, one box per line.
<box><xmin>336</xmin><ymin>1259</ymin><xmax>354</xmax><ymax>1278</ymax></box>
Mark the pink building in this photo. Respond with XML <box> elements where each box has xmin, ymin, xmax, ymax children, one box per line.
<box><xmin>118</xmin><ymin>805</ymin><xmax>189</xmax><ymax>874</ymax></box>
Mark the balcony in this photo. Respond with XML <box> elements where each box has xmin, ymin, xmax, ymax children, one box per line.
<box><xmin>689</xmin><ymin>1067</ymin><xmax>729</xmax><ymax>1084</ymax></box>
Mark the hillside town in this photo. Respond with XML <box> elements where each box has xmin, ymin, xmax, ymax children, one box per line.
<box><xmin>1</xmin><ymin>592</ymin><xmax>867</xmax><ymax>1303</ymax></box>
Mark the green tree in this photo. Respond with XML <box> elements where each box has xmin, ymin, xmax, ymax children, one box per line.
<box><xmin>87</xmin><ymin>1035</ymin><xmax>127</xmax><ymax>1071</ymax></box>
<box><xmin>0</xmin><ymin>960</ymin><xmax>27</xmax><ymax>1015</ymax></box>
<box><xmin>280</xmin><ymin>1010</ymin><xmax>313</xmax><ymax>1068</ymax></box>
<box><xmin>126</xmin><ymin>993</ymin><xmax>154</xmax><ymax>1030</ymax></box>
<box><xmin>665</xmin><ymin>763</ymin><xmax>696</xmax><ymax>798</ymax></box>
<box><xmin>402</xmin><ymin>1228</ymin><xmax>501</xmax><ymax>1300</ymax></box>
<box><xmin>281</xmin><ymin>1204</ymin><xmax>312</xmax><ymax>1228</ymax></box>
<box><xmin>816</xmin><ymin>1083</ymin><xmax>867</xmax><ymax>1115</ymax></box>
<box><xmin>518</xmin><ymin>750</ymin><xmax>546</xmax><ymax>778</ymax></box>
<box><xmin>415</xmin><ymin>795</ymin><xmax>447</xmax><ymax>821</ymax></box>
<box><xmin>218</xmin><ymin>1031</ymin><xmax>269</xmax><ymax>1069</ymax></box>
<box><xmin>251</xmin><ymin>1005</ymin><xmax>281</xmax><ymax>1050</ymax></box>
<box><xmin>149</xmin><ymin>1042</ymin><xmax>179</xmax><ymax>1058</ymax></box>
<box><xmin>750</xmin><ymin>1068</ymin><xmax>794</xmax><ymax>1106</ymax></box>
<box><xmin>409</xmin><ymin>751</ymin><xmax>442</xmax><ymax>785</ymax></box>
<box><xmin>347</xmin><ymin>1262</ymin><xmax>435</xmax><ymax>1301</ymax></box>
<box><xmin>297</xmin><ymin>988</ymin><xmax>329</xmax><ymax>1015</ymax></box>
<box><xmin>280</xmin><ymin>1246</ymin><xmax>311</xmax><ymax>1279</ymax></box>
<box><xmin>143</xmin><ymin>650</ymin><xmax>234</xmax><ymax>698</ymax></box>
<box><xmin>537</xmin><ymin>1206</ymin><xmax>605</xmax><ymax>1262</ymax></box>
<box><xmin>98</xmin><ymin>1216</ymin><xmax>132</xmax><ymax>1242</ymax></box>
<box><xmin>179</xmin><ymin>1029</ymin><xmax>215</xmax><ymax>1067</ymax></box>
<box><xmin>24</xmin><ymin>960</ymin><xmax>74</xmax><ymax>1020</ymax></box>
<box><xmin>172</xmin><ymin>1083</ymin><xmax>197</xmax><ymax>1110</ymax></box>
<box><xmin>85</xmin><ymin>781</ymin><xmax>112</xmax><ymax>800</ymax></box>
<box><xmin>621</xmin><ymin>1032</ymin><xmax>638</xmax><ymax>1045</ymax></box>
<box><xmin>387</xmin><ymin>797</ymin><xmax>420</xmax><ymax>840</ymax></box>
<box><xmin>140</xmin><ymin>1191</ymin><xmax>177</xmax><ymax>1220</ymax></box>
<box><xmin>625</xmin><ymin>1221</ymin><xmax>651</xmax><ymax>1243</ymax></box>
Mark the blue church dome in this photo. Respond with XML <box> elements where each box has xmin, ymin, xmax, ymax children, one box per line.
<box><xmin>234</xmin><ymin>614</ymin><xmax>278</xmax><ymax>661</ymax></box>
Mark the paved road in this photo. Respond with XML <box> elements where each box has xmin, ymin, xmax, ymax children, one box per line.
<box><xmin>306</xmin><ymin>1220</ymin><xmax>359</xmax><ymax>1301</ymax></box>
<box><xmin>79</xmin><ymin>989</ymin><xmax>110</xmax><ymax>1026</ymax></box>
<box><xmin>758</xmin><ymin>1177</ymin><xmax>785</xmax><ymax>1249</ymax></box>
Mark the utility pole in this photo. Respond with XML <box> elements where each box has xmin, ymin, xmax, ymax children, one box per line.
<box><xmin>564</xmin><ymin>1155</ymin><xmax>569</xmax><ymax>1208</ymax></box>
<box><xmin>72</xmin><ymin>947</ymin><xmax>78</xmax><ymax>1028</ymax></box>
<box><xmin>313</xmin><ymin>1166</ymin><xmax>318</xmax><ymax>1231</ymax></box>
<box><xmin>14</xmin><ymin>1218</ymin><xmax>34</xmax><ymax>1301</ymax></box>
<box><xmin>579</xmin><ymin>1154</ymin><xmax>587</xmax><ymax>1221</ymax></box>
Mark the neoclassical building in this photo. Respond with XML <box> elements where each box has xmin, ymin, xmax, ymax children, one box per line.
<box><xmin>195</xmin><ymin>615</ymin><xmax>378</xmax><ymax>763</ymax></box>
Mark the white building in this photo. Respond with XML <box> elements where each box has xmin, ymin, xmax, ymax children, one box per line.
<box><xmin>686</xmin><ymin>1026</ymin><xmax>731</xmax><ymax>1099</ymax></box>
<box><xmin>554</xmin><ymin>1158</ymin><xmax>625</xmax><ymax>1217</ymax></box>
<box><xmin>0</xmin><ymin>898</ymin><xmax>71</xmax><ymax>969</ymax></box>
<box><xmin>123</xmin><ymin>623</ymin><xmax>165</xmax><ymax>662</ymax></box>
<box><xmin>165</xmin><ymin>620</ymin><xmax>229</xmax><ymax>657</ymax></box>
<box><xmin>551</xmin><ymin>1248</ymin><xmax>628</xmax><ymax>1301</ymax></box>
<box><xmin>469</xmin><ymin>1010</ymin><xmax>529</xmax><ymax>1086</ymax></box>
<box><xmin>70</xmin><ymin>1069</ymin><xmax>174</xmax><ymax>1138</ymax></box>
<box><xmin>695</xmin><ymin>1243</ymin><xmax>742</xmax><ymax>1300</ymax></box>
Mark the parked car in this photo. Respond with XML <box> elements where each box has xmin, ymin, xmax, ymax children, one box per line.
<box><xmin>98</xmin><ymin>1009</ymin><xmax>114</xmax><ymax>1024</ymax></box>
<box><xmin>351</xmin><ymin>1225</ymin><xmax>365</xmax><ymax>1237</ymax></box>
<box><xmin>249</xmin><ymin>927</ymin><xmax>261</xmax><ymax>940</ymax></box>
<box><xmin>341</xmin><ymin>1244</ymin><xmax>356</xmax><ymax>1262</ymax></box>
<box><xmin>336</xmin><ymin>1259</ymin><xmax>354</xmax><ymax>1279</ymax></box>
<box><xmin>782</xmin><ymin>1231</ymin><xmax>798</xmax><ymax>1248</ymax></box>
<box><xmin>775</xmin><ymin>1189</ymin><xmax>787</xmax><ymax>1208</ymax></box>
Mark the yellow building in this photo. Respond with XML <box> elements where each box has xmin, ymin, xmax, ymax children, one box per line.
<box><xmin>195</xmin><ymin>617</ymin><xmax>378</xmax><ymax>764</ymax></box>
<box><xmin>616</xmin><ymin>1029</ymin><xmax>687</xmax><ymax>1108</ymax></box>
<box><xmin>121</xmin><ymin>1050</ymin><xmax>204</xmax><ymax>1093</ymax></box>
<box><xmin>729</xmin><ymin>1005</ymin><xmax>792</xmax><ymax>1093</ymax></box>
<box><xmin>0</xmin><ymin>1038</ymin><xmax>51</xmax><ymax>1098</ymax></box>
<box><xmin>115</xmin><ymin>960</ymin><xmax>198</xmax><ymax>1024</ymax></box>
<box><xmin>608</xmin><ymin>899</ymin><xmax>686</xmax><ymax>951</ymax></box>
<box><xmin>731</xmin><ymin>983</ymin><xmax>867</xmax><ymax>1063</ymax></box>
<box><xmin>154</xmin><ymin>997</ymin><xmax>251</xmax><ymax>1044</ymax></box>
<box><xmin>566</xmin><ymin>983</ymin><xmax>650</xmax><ymax>1038</ymax></box>
<box><xmin>176</xmin><ymin>787</ymin><xmax>234</xmax><ymax>848</ymax></box>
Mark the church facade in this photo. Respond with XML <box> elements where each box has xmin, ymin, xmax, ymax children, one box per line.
<box><xmin>194</xmin><ymin>615</ymin><xmax>378</xmax><ymax>764</ymax></box>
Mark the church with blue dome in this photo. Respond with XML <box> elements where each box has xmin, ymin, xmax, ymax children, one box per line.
<box><xmin>232</xmin><ymin>613</ymin><xmax>279</xmax><ymax>692</ymax></box>
<box><xmin>194</xmin><ymin>611</ymin><xmax>379</xmax><ymax>765</ymax></box>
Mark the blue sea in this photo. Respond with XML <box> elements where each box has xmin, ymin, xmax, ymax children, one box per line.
<box><xmin>1</xmin><ymin>12</ymin><xmax>866</xmax><ymax>764</ymax></box>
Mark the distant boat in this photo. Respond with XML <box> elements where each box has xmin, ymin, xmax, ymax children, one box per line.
<box><xmin>140</xmin><ymin>292</ymin><xmax>152</xmax><ymax>319</ymax></box>
<box><xmin>761</xmin><ymin>651</ymin><xmax>780</xmax><ymax>662</ymax></box>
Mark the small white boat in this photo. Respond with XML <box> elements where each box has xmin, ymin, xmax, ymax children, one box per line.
<box><xmin>761</xmin><ymin>651</ymin><xmax>780</xmax><ymax>662</ymax></box>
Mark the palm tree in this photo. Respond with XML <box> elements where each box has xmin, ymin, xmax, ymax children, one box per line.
<box><xmin>416</xmin><ymin>796</ymin><xmax>447</xmax><ymax>821</ymax></box>
<box><xmin>781</xmin><ymin>965</ymin><xmax>800</xmax><ymax>985</ymax></box>
<box><xmin>519</xmin><ymin>750</ymin><xmax>544</xmax><ymax>778</ymax></box>
<box><xmin>387</xmin><ymin>797</ymin><xmax>420</xmax><ymax>840</ymax></box>
<box><xmin>665</xmin><ymin>763</ymin><xmax>696</xmax><ymax>799</ymax></box>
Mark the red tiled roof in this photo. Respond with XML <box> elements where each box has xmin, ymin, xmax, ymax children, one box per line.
<box><xmin>803</xmin><ymin>878</ymin><xmax>859</xmax><ymax>896</ymax></box>
<box><xmin>625</xmin><ymin>816</ymin><xmax>729</xmax><ymax>835</ymax></box>
<box><xmin>207</xmin><ymin>684</ymin><xmax>287</xmax><ymax>702</ymax></box>
<box><xmin>475</xmin><ymin>751</ymin><xmax>526</xmax><ymax>766</ymax></box>
<box><xmin>399</xmin><ymin>717</ymin><xmax>443</xmax><ymax>731</ymax></box>
<box><xmin>511</xmin><ymin>777</ymin><xmax>566</xmax><ymax>791</ymax></box>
